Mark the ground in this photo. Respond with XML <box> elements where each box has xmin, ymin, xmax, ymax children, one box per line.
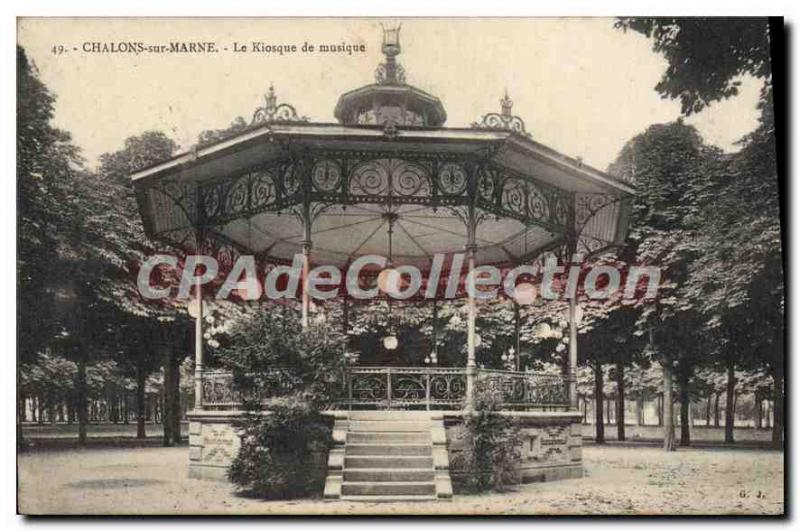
<box><xmin>18</xmin><ymin>445</ymin><xmax>784</xmax><ymax>516</ymax></box>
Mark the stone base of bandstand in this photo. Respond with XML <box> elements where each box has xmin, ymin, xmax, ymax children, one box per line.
<box><xmin>187</xmin><ymin>409</ymin><xmax>244</xmax><ymax>481</ymax></box>
<box><xmin>187</xmin><ymin>409</ymin><xmax>583</xmax><ymax>487</ymax></box>
<box><xmin>445</xmin><ymin>411</ymin><xmax>584</xmax><ymax>486</ymax></box>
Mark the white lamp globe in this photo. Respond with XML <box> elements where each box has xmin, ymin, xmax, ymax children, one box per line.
<box><xmin>512</xmin><ymin>282</ymin><xmax>537</xmax><ymax>305</ymax></box>
<box><xmin>187</xmin><ymin>299</ymin><xmax>200</xmax><ymax>318</ymax></box>
<box><xmin>383</xmin><ymin>335</ymin><xmax>399</xmax><ymax>350</ymax></box>
<box><xmin>533</xmin><ymin>322</ymin><xmax>552</xmax><ymax>339</ymax></box>
<box><xmin>377</xmin><ymin>268</ymin><xmax>403</xmax><ymax>297</ymax></box>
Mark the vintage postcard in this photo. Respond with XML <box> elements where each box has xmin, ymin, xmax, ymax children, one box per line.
<box><xmin>16</xmin><ymin>16</ymin><xmax>785</xmax><ymax>516</ymax></box>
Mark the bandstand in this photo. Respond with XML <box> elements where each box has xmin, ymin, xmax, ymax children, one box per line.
<box><xmin>131</xmin><ymin>27</ymin><xmax>634</xmax><ymax>500</ymax></box>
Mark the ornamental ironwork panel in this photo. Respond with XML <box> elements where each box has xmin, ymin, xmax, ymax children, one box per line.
<box><xmin>476</xmin><ymin>369</ymin><xmax>569</xmax><ymax>407</ymax></box>
<box><xmin>185</xmin><ymin>149</ymin><xmax>576</xmax><ymax>238</ymax></box>
<box><xmin>200</xmin><ymin>371</ymin><xmax>242</xmax><ymax>407</ymax></box>
<box><xmin>344</xmin><ymin>367</ymin><xmax>467</xmax><ymax>409</ymax></box>
<box><xmin>200</xmin><ymin>369</ymin><xmax>302</xmax><ymax>407</ymax></box>
<box><xmin>198</xmin><ymin>160</ymin><xmax>300</xmax><ymax>226</ymax></box>
<box><xmin>199</xmin><ymin>367</ymin><xmax>568</xmax><ymax>410</ymax></box>
<box><xmin>347</xmin><ymin>158</ymin><xmax>433</xmax><ymax>203</ymax></box>
<box><xmin>476</xmin><ymin>164</ymin><xmax>571</xmax><ymax>233</ymax></box>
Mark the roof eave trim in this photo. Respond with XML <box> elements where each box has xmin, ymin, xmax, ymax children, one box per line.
<box><xmin>504</xmin><ymin>135</ymin><xmax>635</xmax><ymax>196</ymax></box>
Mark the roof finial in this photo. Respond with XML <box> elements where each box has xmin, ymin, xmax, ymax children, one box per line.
<box><xmin>265</xmin><ymin>83</ymin><xmax>277</xmax><ymax>114</ymax></box>
<box><xmin>472</xmin><ymin>90</ymin><xmax>529</xmax><ymax>136</ymax></box>
<box><xmin>500</xmin><ymin>90</ymin><xmax>513</xmax><ymax>118</ymax></box>
<box><xmin>252</xmin><ymin>84</ymin><xmax>307</xmax><ymax>124</ymax></box>
<box><xmin>382</xmin><ymin>23</ymin><xmax>402</xmax><ymax>59</ymax></box>
<box><xmin>376</xmin><ymin>24</ymin><xmax>406</xmax><ymax>85</ymax></box>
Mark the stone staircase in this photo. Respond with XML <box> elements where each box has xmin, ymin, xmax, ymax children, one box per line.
<box><xmin>324</xmin><ymin>411</ymin><xmax>453</xmax><ymax>502</ymax></box>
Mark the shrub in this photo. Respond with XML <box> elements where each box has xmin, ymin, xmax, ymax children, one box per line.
<box><xmin>219</xmin><ymin>306</ymin><xmax>346</xmax><ymax>408</ymax></box>
<box><xmin>228</xmin><ymin>394</ymin><xmax>331</xmax><ymax>499</ymax></box>
<box><xmin>453</xmin><ymin>389</ymin><xmax>522</xmax><ymax>493</ymax></box>
<box><xmin>219</xmin><ymin>306</ymin><xmax>345</xmax><ymax>498</ymax></box>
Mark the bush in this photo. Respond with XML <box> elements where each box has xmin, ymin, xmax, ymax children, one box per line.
<box><xmin>228</xmin><ymin>394</ymin><xmax>331</xmax><ymax>498</ymax></box>
<box><xmin>453</xmin><ymin>389</ymin><xmax>522</xmax><ymax>493</ymax></box>
<box><xmin>219</xmin><ymin>306</ymin><xmax>346</xmax><ymax>408</ymax></box>
<box><xmin>219</xmin><ymin>306</ymin><xmax>345</xmax><ymax>498</ymax></box>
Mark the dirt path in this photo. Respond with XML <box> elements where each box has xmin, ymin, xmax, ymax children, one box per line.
<box><xmin>18</xmin><ymin>445</ymin><xmax>783</xmax><ymax>515</ymax></box>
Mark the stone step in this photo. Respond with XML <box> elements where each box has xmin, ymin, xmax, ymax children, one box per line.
<box><xmin>340</xmin><ymin>495</ymin><xmax>438</xmax><ymax>502</ymax></box>
<box><xmin>346</xmin><ymin>444</ymin><xmax>432</xmax><ymax>456</ymax></box>
<box><xmin>348</xmin><ymin>411</ymin><xmax>433</xmax><ymax>421</ymax></box>
<box><xmin>344</xmin><ymin>468</ymin><xmax>435</xmax><ymax>482</ymax></box>
<box><xmin>347</xmin><ymin>431</ymin><xmax>432</xmax><ymax>444</ymax></box>
<box><xmin>345</xmin><ymin>455</ymin><xmax>434</xmax><ymax>469</ymax></box>
<box><xmin>341</xmin><ymin>481</ymin><xmax>436</xmax><ymax>497</ymax></box>
<box><xmin>348</xmin><ymin>421</ymin><xmax>432</xmax><ymax>432</ymax></box>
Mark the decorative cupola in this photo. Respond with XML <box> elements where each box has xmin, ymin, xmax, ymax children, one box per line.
<box><xmin>333</xmin><ymin>25</ymin><xmax>447</xmax><ymax>127</ymax></box>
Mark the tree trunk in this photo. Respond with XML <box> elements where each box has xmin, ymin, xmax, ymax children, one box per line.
<box><xmin>162</xmin><ymin>351</ymin><xmax>174</xmax><ymax>447</ymax></box>
<box><xmin>754</xmin><ymin>393</ymin><xmax>762</xmax><ymax>429</ymax></box>
<box><xmin>764</xmin><ymin>400</ymin><xmax>770</xmax><ymax>429</ymax></box>
<box><xmin>594</xmin><ymin>363</ymin><xmax>605</xmax><ymax>444</ymax></box>
<box><xmin>136</xmin><ymin>367</ymin><xmax>146</xmax><ymax>439</ymax></box>
<box><xmin>771</xmin><ymin>365</ymin><xmax>783</xmax><ymax>448</ymax></box>
<box><xmin>663</xmin><ymin>359</ymin><xmax>675</xmax><ymax>452</ymax></box>
<box><xmin>615</xmin><ymin>357</ymin><xmax>625</xmax><ymax>441</ymax></box>
<box><xmin>680</xmin><ymin>379</ymin><xmax>692</xmax><ymax>446</ymax></box>
<box><xmin>706</xmin><ymin>393</ymin><xmax>713</xmax><ymax>427</ymax></box>
<box><xmin>656</xmin><ymin>394</ymin><xmax>663</xmax><ymax>426</ymax></box>
<box><xmin>582</xmin><ymin>396</ymin><xmax>588</xmax><ymax>423</ymax></box>
<box><xmin>714</xmin><ymin>392</ymin><xmax>721</xmax><ymax>427</ymax></box>
<box><xmin>725</xmin><ymin>360</ymin><xmax>736</xmax><ymax>444</ymax></box>
<box><xmin>162</xmin><ymin>350</ymin><xmax>182</xmax><ymax>446</ymax></box>
<box><xmin>173</xmin><ymin>359</ymin><xmax>182</xmax><ymax>444</ymax></box>
<box><xmin>77</xmin><ymin>360</ymin><xmax>88</xmax><ymax>445</ymax></box>
<box><xmin>635</xmin><ymin>395</ymin><xmax>643</xmax><ymax>426</ymax></box>
<box><xmin>679</xmin><ymin>364</ymin><xmax>690</xmax><ymax>446</ymax></box>
<box><xmin>37</xmin><ymin>397</ymin><xmax>44</xmax><ymax>425</ymax></box>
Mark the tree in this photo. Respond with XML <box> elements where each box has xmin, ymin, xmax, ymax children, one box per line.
<box><xmin>615</xmin><ymin>18</ymin><xmax>772</xmax><ymax>115</ymax></box>
<box><xmin>608</xmin><ymin>121</ymin><xmax>720</xmax><ymax>451</ymax></box>
<box><xmin>91</xmin><ymin>131</ymin><xmax>190</xmax><ymax>444</ymax></box>
<box><xmin>17</xmin><ymin>46</ymin><xmax>87</xmax><ymax>444</ymax></box>
<box><xmin>197</xmin><ymin>117</ymin><xmax>249</xmax><ymax>148</ymax></box>
<box><xmin>617</xmin><ymin>17</ymin><xmax>784</xmax><ymax>448</ymax></box>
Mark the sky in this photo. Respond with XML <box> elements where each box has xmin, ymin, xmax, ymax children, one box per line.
<box><xmin>17</xmin><ymin>17</ymin><xmax>764</xmax><ymax>172</ymax></box>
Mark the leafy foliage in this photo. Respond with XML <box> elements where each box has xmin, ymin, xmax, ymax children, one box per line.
<box><xmin>228</xmin><ymin>396</ymin><xmax>331</xmax><ymax>499</ymax></box>
<box><xmin>452</xmin><ymin>389</ymin><xmax>522</xmax><ymax>493</ymax></box>
<box><xmin>218</xmin><ymin>304</ymin><xmax>347</xmax><ymax>408</ymax></box>
<box><xmin>217</xmin><ymin>306</ymin><xmax>345</xmax><ymax>499</ymax></box>
<box><xmin>615</xmin><ymin>18</ymin><xmax>772</xmax><ymax>115</ymax></box>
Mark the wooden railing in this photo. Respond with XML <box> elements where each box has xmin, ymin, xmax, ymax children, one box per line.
<box><xmin>199</xmin><ymin>367</ymin><xmax>569</xmax><ymax>410</ymax></box>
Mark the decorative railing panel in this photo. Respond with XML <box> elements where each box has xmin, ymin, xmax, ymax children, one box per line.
<box><xmin>476</xmin><ymin>369</ymin><xmax>569</xmax><ymax>408</ymax></box>
<box><xmin>191</xmin><ymin>150</ymin><xmax>575</xmax><ymax>236</ymax></box>
<box><xmin>345</xmin><ymin>367</ymin><xmax>467</xmax><ymax>409</ymax></box>
<box><xmin>199</xmin><ymin>367</ymin><xmax>569</xmax><ymax>410</ymax></box>
<box><xmin>199</xmin><ymin>369</ymin><xmax>299</xmax><ymax>408</ymax></box>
